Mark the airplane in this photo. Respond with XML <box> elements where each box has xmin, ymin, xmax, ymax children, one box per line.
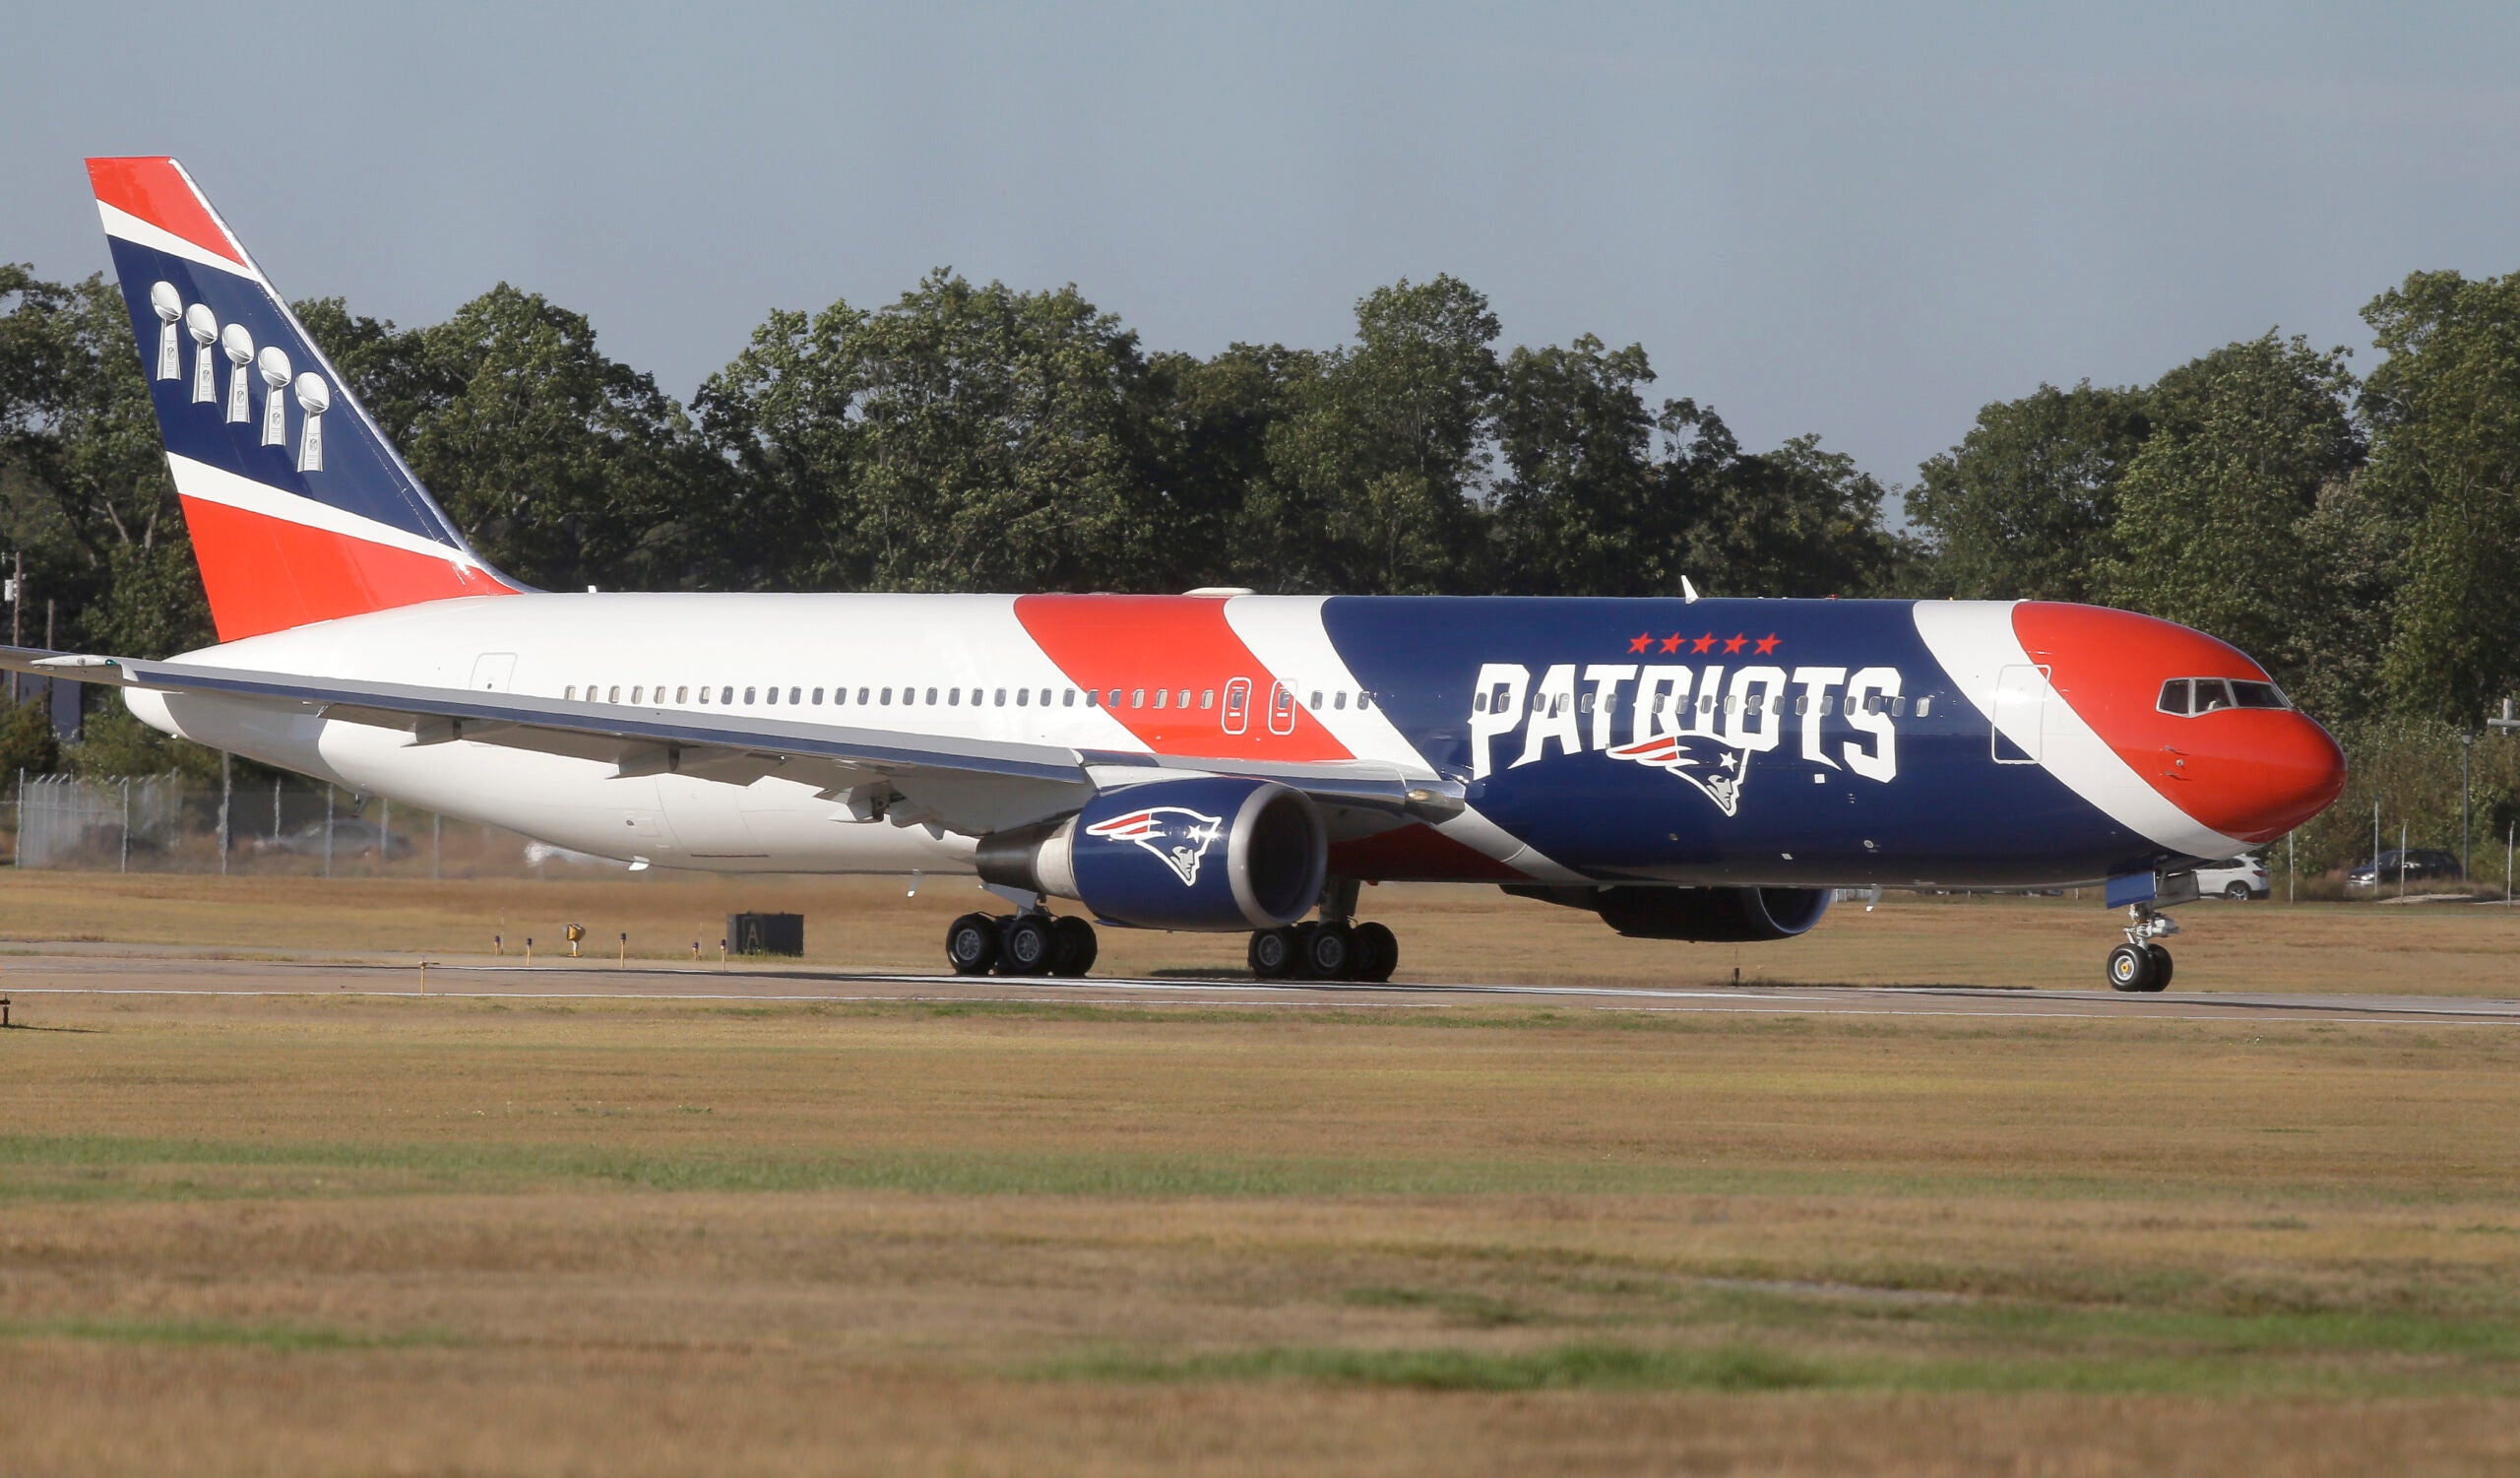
<box><xmin>2</xmin><ymin>158</ymin><xmax>2349</xmax><ymax>994</ymax></box>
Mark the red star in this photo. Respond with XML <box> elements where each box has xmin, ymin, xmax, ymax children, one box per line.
<box><xmin>1754</xmin><ymin>633</ymin><xmax>1780</xmax><ymax>655</ymax></box>
<box><xmin>1691</xmin><ymin>632</ymin><xmax>1718</xmax><ymax>654</ymax></box>
<box><xmin>1628</xmin><ymin>631</ymin><xmax>1653</xmax><ymax>654</ymax></box>
<box><xmin>1723</xmin><ymin>633</ymin><xmax>1748</xmax><ymax>655</ymax></box>
<box><xmin>1660</xmin><ymin>633</ymin><xmax>1685</xmax><ymax>654</ymax></box>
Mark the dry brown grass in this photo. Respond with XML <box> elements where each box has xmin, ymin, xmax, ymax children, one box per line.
<box><xmin>1</xmin><ymin>991</ymin><xmax>2518</xmax><ymax>1473</ymax></box>
<box><xmin>5</xmin><ymin>868</ymin><xmax>2520</xmax><ymax>994</ymax></box>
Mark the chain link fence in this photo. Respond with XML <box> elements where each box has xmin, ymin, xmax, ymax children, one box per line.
<box><xmin>5</xmin><ymin>768</ymin><xmax>625</xmax><ymax>878</ymax></box>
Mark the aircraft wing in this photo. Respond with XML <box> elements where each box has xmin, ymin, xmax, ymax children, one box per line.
<box><xmin>0</xmin><ymin>647</ymin><xmax>1463</xmax><ymax>837</ymax></box>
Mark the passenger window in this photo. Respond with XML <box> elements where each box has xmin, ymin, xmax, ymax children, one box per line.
<box><xmin>631</xmin><ymin>686</ymin><xmax>644</xmax><ymax>704</ymax></box>
<box><xmin>1358</xmin><ymin>692</ymin><xmax>1373</xmax><ymax>711</ymax></box>
<box><xmin>1152</xmin><ymin>688</ymin><xmax>1166</xmax><ymax>710</ymax></box>
<box><xmin>1819</xmin><ymin>694</ymin><xmax>1835</xmax><ymax>716</ymax></box>
<box><xmin>925</xmin><ymin>687</ymin><xmax>937</xmax><ymax>705</ymax></box>
<box><xmin>1064</xmin><ymin>689</ymin><xmax>1077</xmax><ymax>707</ymax></box>
<box><xmin>791</xmin><ymin>687</ymin><xmax>803</xmax><ymax>705</ymax></box>
<box><xmin>1084</xmin><ymin>689</ymin><xmax>1100</xmax><ymax>708</ymax></box>
<box><xmin>766</xmin><ymin>686</ymin><xmax>779</xmax><ymax>705</ymax></box>
<box><xmin>947</xmin><ymin>688</ymin><xmax>960</xmax><ymax>706</ymax></box>
<box><xmin>881</xmin><ymin>687</ymin><xmax>893</xmax><ymax>705</ymax></box>
<box><xmin>1793</xmin><ymin>694</ymin><xmax>1806</xmax><ymax>716</ymax></box>
<box><xmin>1309</xmin><ymin>691</ymin><xmax>1323</xmax><ymax>710</ymax></box>
<box><xmin>1105</xmin><ymin>688</ymin><xmax>1121</xmax><ymax>708</ymax></box>
<box><xmin>1201</xmin><ymin>689</ymin><xmax>1214</xmax><ymax>710</ymax></box>
<box><xmin>1017</xmin><ymin>688</ymin><xmax>1030</xmax><ymax>706</ymax></box>
<box><xmin>1917</xmin><ymin>697</ymin><xmax>1932</xmax><ymax>717</ymax></box>
<box><xmin>856</xmin><ymin>687</ymin><xmax>868</xmax><ymax>704</ymax></box>
<box><xmin>564</xmin><ymin>685</ymin><xmax>576</xmax><ymax>700</ymax></box>
<box><xmin>994</xmin><ymin>688</ymin><xmax>1007</xmax><ymax>706</ymax></box>
<box><xmin>1129</xmin><ymin>688</ymin><xmax>1145</xmax><ymax>709</ymax></box>
<box><xmin>1473</xmin><ymin>691</ymin><xmax>1486</xmax><ymax>714</ymax></box>
<box><xmin>1337</xmin><ymin>691</ymin><xmax>1350</xmax><ymax>710</ymax></box>
<box><xmin>833</xmin><ymin>687</ymin><xmax>847</xmax><ymax>706</ymax></box>
<box><xmin>812</xmin><ymin>687</ymin><xmax>823</xmax><ymax>704</ymax></box>
<box><xmin>1891</xmin><ymin>696</ymin><xmax>1907</xmax><ymax>716</ymax></box>
<box><xmin>676</xmin><ymin>686</ymin><xmax>688</xmax><ymax>704</ymax></box>
<box><xmin>603</xmin><ymin>685</ymin><xmax>616</xmax><ymax>703</ymax></box>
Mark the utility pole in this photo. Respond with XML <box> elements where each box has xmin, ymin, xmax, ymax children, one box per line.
<box><xmin>2462</xmin><ymin>731</ymin><xmax>2475</xmax><ymax>881</ymax></box>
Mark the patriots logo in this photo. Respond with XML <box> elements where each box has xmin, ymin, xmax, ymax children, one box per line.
<box><xmin>1084</xmin><ymin>805</ymin><xmax>1227</xmax><ymax>886</ymax></box>
<box><xmin>1604</xmin><ymin>731</ymin><xmax>1753</xmax><ymax>816</ymax></box>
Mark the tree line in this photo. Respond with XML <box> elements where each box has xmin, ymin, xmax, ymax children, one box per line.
<box><xmin>5</xmin><ymin>257</ymin><xmax>2520</xmax><ymax>872</ymax></box>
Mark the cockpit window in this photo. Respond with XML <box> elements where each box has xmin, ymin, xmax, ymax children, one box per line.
<box><xmin>2160</xmin><ymin>676</ymin><xmax>2294</xmax><ymax>716</ymax></box>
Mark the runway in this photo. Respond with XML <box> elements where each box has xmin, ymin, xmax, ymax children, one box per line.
<box><xmin>4</xmin><ymin>948</ymin><xmax>2516</xmax><ymax>1025</ymax></box>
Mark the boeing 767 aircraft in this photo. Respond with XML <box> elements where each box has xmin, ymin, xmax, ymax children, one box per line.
<box><xmin>1</xmin><ymin>158</ymin><xmax>2348</xmax><ymax>991</ymax></box>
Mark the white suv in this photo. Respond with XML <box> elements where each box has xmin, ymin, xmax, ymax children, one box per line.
<box><xmin>2193</xmin><ymin>854</ymin><xmax>2269</xmax><ymax>901</ymax></box>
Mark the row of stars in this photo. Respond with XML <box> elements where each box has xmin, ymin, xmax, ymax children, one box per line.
<box><xmin>1627</xmin><ymin>631</ymin><xmax>1781</xmax><ymax>656</ymax></box>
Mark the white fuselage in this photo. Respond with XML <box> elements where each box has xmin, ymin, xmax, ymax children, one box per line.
<box><xmin>127</xmin><ymin>592</ymin><xmax>1409</xmax><ymax>873</ymax></box>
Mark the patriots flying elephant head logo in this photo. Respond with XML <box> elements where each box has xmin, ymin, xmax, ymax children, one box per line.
<box><xmin>1604</xmin><ymin>731</ymin><xmax>1753</xmax><ymax>817</ymax></box>
<box><xmin>1084</xmin><ymin>806</ymin><xmax>1227</xmax><ymax>886</ymax></box>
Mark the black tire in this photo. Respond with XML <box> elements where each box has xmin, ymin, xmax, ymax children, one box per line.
<box><xmin>1302</xmin><ymin>922</ymin><xmax>1354</xmax><ymax>980</ymax></box>
<box><xmin>1249</xmin><ymin>927</ymin><xmax>1297</xmax><ymax>979</ymax></box>
<box><xmin>946</xmin><ymin>913</ymin><xmax>999</xmax><ymax>976</ymax></box>
<box><xmin>2106</xmin><ymin>942</ymin><xmax>2155</xmax><ymax>993</ymax></box>
<box><xmin>2144</xmin><ymin>943</ymin><xmax>2174</xmax><ymax>992</ymax></box>
<box><xmin>2223</xmin><ymin>882</ymin><xmax>2250</xmax><ymax>901</ymax></box>
<box><xmin>1351</xmin><ymin>922</ymin><xmax>1398</xmax><ymax>983</ymax></box>
<box><xmin>1000</xmin><ymin>914</ymin><xmax>1056</xmax><ymax>976</ymax></box>
<box><xmin>1050</xmin><ymin>916</ymin><xmax>1098</xmax><ymax>978</ymax></box>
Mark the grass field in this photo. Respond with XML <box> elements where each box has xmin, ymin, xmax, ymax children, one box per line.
<box><xmin>3</xmin><ymin>875</ymin><xmax>2519</xmax><ymax>1474</ymax></box>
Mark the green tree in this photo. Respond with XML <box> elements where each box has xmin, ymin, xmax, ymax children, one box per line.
<box><xmin>702</xmin><ymin>272</ymin><xmax>1168</xmax><ymax>594</ymax></box>
<box><xmin>0</xmin><ymin>267</ymin><xmax>212</xmax><ymax>655</ymax></box>
<box><xmin>1487</xmin><ymin>334</ymin><xmax>1663</xmax><ymax>595</ymax></box>
<box><xmin>1679</xmin><ymin>425</ymin><xmax>1909</xmax><ymax>598</ymax></box>
<box><xmin>2101</xmin><ymin>335</ymin><xmax>2364</xmax><ymax>709</ymax></box>
<box><xmin>1247</xmin><ymin>276</ymin><xmax>1500</xmax><ymax>593</ymax></box>
<box><xmin>2360</xmin><ymin>270</ymin><xmax>2520</xmax><ymax>723</ymax></box>
<box><xmin>1906</xmin><ymin>381</ymin><xmax>2152</xmax><ymax>602</ymax></box>
<box><xmin>0</xmin><ymin>691</ymin><xmax>60</xmax><ymax>777</ymax></box>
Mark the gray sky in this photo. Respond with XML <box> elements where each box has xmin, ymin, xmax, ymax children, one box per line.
<box><xmin>9</xmin><ymin>2</ymin><xmax>2519</xmax><ymax>496</ymax></box>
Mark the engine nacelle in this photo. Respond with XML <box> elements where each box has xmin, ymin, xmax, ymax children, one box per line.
<box><xmin>1593</xmin><ymin>885</ymin><xmax>1831</xmax><ymax>940</ymax></box>
<box><xmin>976</xmin><ymin>777</ymin><xmax>1326</xmax><ymax>932</ymax></box>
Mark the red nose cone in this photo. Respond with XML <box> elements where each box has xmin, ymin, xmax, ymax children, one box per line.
<box><xmin>2013</xmin><ymin>603</ymin><xmax>2348</xmax><ymax>846</ymax></box>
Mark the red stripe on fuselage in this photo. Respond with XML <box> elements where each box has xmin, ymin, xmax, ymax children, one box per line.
<box><xmin>88</xmin><ymin>158</ymin><xmax>248</xmax><ymax>268</ymax></box>
<box><xmin>180</xmin><ymin>495</ymin><xmax>512</xmax><ymax>641</ymax></box>
<box><xmin>1012</xmin><ymin>595</ymin><xmax>1352</xmax><ymax>760</ymax></box>
<box><xmin>1327</xmin><ymin>821</ymin><xmax>1530</xmax><ymax>882</ymax></box>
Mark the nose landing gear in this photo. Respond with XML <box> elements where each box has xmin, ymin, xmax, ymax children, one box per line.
<box><xmin>2105</xmin><ymin>903</ymin><xmax>2177</xmax><ymax>993</ymax></box>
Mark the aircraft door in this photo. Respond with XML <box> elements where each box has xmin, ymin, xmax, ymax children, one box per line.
<box><xmin>1268</xmin><ymin>680</ymin><xmax>1297</xmax><ymax>736</ymax></box>
<box><xmin>468</xmin><ymin>652</ymin><xmax>517</xmax><ymax>692</ymax></box>
<box><xmin>1223</xmin><ymin>677</ymin><xmax>1251</xmax><ymax>736</ymax></box>
<box><xmin>1991</xmin><ymin>664</ymin><xmax>2049</xmax><ymax>764</ymax></box>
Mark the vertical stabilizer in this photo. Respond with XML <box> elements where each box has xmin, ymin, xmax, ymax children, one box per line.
<box><xmin>87</xmin><ymin>157</ymin><xmax>515</xmax><ymax>641</ymax></box>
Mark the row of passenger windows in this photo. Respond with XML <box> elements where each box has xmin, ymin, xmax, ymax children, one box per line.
<box><xmin>1475</xmin><ymin>688</ymin><xmax>1925</xmax><ymax>718</ymax></box>
<box><xmin>2159</xmin><ymin>676</ymin><xmax>2291</xmax><ymax>716</ymax></box>
<box><xmin>559</xmin><ymin>682</ymin><xmax>1379</xmax><ymax>713</ymax></box>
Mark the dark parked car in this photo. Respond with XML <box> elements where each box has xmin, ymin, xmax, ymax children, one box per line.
<box><xmin>251</xmin><ymin>819</ymin><xmax>413</xmax><ymax>861</ymax></box>
<box><xmin>2345</xmin><ymin>849</ymin><xmax>2462</xmax><ymax>892</ymax></box>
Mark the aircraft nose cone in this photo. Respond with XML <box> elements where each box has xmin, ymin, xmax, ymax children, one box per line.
<box><xmin>2176</xmin><ymin>712</ymin><xmax>2348</xmax><ymax>845</ymax></box>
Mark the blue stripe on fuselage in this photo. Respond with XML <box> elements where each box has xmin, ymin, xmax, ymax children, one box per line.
<box><xmin>1322</xmin><ymin>597</ymin><xmax>2180</xmax><ymax>888</ymax></box>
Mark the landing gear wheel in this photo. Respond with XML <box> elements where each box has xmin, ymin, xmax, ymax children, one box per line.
<box><xmin>1302</xmin><ymin>922</ymin><xmax>1354</xmax><ymax>980</ymax></box>
<box><xmin>946</xmin><ymin>913</ymin><xmax>1000</xmax><ymax>977</ymax></box>
<box><xmin>999</xmin><ymin>914</ymin><xmax>1056</xmax><ymax>976</ymax></box>
<box><xmin>1350</xmin><ymin>922</ymin><xmax>1398</xmax><ymax>983</ymax></box>
<box><xmin>2223</xmin><ymin>882</ymin><xmax>2250</xmax><ymax>901</ymax></box>
<box><xmin>2106</xmin><ymin>942</ymin><xmax>2156</xmax><ymax>993</ymax></box>
<box><xmin>1050</xmin><ymin>916</ymin><xmax>1098</xmax><ymax>978</ymax></box>
<box><xmin>1249</xmin><ymin>927</ymin><xmax>1298</xmax><ymax>979</ymax></box>
<box><xmin>2143</xmin><ymin>943</ymin><xmax>2174</xmax><ymax>992</ymax></box>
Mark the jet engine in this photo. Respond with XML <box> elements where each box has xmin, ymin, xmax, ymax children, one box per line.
<box><xmin>976</xmin><ymin>777</ymin><xmax>1326</xmax><ymax>932</ymax></box>
<box><xmin>1506</xmin><ymin>884</ymin><xmax>1832</xmax><ymax>941</ymax></box>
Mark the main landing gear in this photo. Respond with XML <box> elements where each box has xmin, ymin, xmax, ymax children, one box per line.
<box><xmin>1247</xmin><ymin>920</ymin><xmax>1399</xmax><ymax>983</ymax></box>
<box><xmin>2105</xmin><ymin>903</ymin><xmax>2177</xmax><ymax>993</ymax></box>
<box><xmin>946</xmin><ymin>910</ymin><xmax>1098</xmax><ymax>978</ymax></box>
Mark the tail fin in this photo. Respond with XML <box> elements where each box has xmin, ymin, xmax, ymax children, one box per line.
<box><xmin>87</xmin><ymin>157</ymin><xmax>514</xmax><ymax>643</ymax></box>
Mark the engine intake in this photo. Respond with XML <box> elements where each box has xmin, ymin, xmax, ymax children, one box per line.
<box><xmin>976</xmin><ymin>777</ymin><xmax>1326</xmax><ymax>932</ymax></box>
<box><xmin>1505</xmin><ymin>884</ymin><xmax>1832</xmax><ymax>941</ymax></box>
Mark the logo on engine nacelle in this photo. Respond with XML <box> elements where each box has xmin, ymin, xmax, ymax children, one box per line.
<box><xmin>1084</xmin><ymin>806</ymin><xmax>1226</xmax><ymax>887</ymax></box>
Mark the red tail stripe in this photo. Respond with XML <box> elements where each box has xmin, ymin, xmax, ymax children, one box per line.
<box><xmin>88</xmin><ymin>158</ymin><xmax>248</xmax><ymax>269</ymax></box>
<box><xmin>181</xmin><ymin>496</ymin><xmax>512</xmax><ymax>641</ymax></box>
